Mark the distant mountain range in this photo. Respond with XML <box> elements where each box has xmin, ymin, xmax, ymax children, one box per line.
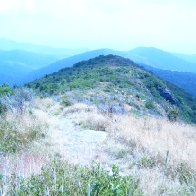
<box><xmin>121</xmin><ymin>47</ymin><xmax>196</xmax><ymax>73</ymax></box>
<box><xmin>0</xmin><ymin>50</ymin><xmax>59</xmax><ymax>70</ymax></box>
<box><xmin>27</xmin><ymin>47</ymin><xmax>196</xmax><ymax>80</ymax></box>
<box><xmin>0</xmin><ymin>39</ymin><xmax>88</xmax><ymax>86</ymax></box>
<box><xmin>174</xmin><ymin>53</ymin><xmax>196</xmax><ymax>64</ymax></box>
<box><xmin>0</xmin><ymin>39</ymin><xmax>196</xmax><ymax>96</ymax></box>
<box><xmin>0</xmin><ymin>39</ymin><xmax>88</xmax><ymax>57</ymax></box>
<box><xmin>0</xmin><ymin>50</ymin><xmax>63</xmax><ymax>86</ymax></box>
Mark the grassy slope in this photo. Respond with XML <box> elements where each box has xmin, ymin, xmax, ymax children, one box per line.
<box><xmin>0</xmin><ymin>89</ymin><xmax>195</xmax><ymax>195</ymax></box>
<box><xmin>27</xmin><ymin>55</ymin><xmax>196</xmax><ymax>124</ymax></box>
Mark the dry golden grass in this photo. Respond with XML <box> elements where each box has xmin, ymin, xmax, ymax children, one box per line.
<box><xmin>67</xmin><ymin>103</ymin><xmax>196</xmax><ymax>195</ymax></box>
<box><xmin>64</xmin><ymin>103</ymin><xmax>196</xmax><ymax>171</ymax></box>
<box><xmin>63</xmin><ymin>103</ymin><xmax>112</xmax><ymax>132</ymax></box>
<box><xmin>111</xmin><ymin>115</ymin><xmax>196</xmax><ymax>170</ymax></box>
<box><xmin>63</xmin><ymin>102</ymin><xmax>94</xmax><ymax>115</ymax></box>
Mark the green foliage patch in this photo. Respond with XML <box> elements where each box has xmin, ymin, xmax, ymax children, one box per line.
<box><xmin>0</xmin><ymin>160</ymin><xmax>143</xmax><ymax>195</ymax></box>
<box><xmin>0</xmin><ymin>84</ymin><xmax>13</xmax><ymax>97</ymax></box>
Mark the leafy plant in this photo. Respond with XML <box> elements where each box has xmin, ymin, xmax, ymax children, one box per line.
<box><xmin>0</xmin><ymin>84</ymin><xmax>13</xmax><ymax>114</ymax></box>
<box><xmin>167</xmin><ymin>109</ymin><xmax>179</xmax><ymax>122</ymax></box>
<box><xmin>60</xmin><ymin>96</ymin><xmax>73</xmax><ymax>107</ymax></box>
<box><xmin>145</xmin><ymin>100</ymin><xmax>155</xmax><ymax>110</ymax></box>
<box><xmin>0</xmin><ymin>84</ymin><xmax>13</xmax><ymax>97</ymax></box>
<box><xmin>0</xmin><ymin>160</ymin><xmax>143</xmax><ymax>195</ymax></box>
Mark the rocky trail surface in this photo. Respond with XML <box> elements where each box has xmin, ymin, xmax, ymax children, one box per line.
<box><xmin>46</xmin><ymin>112</ymin><xmax>108</xmax><ymax>165</ymax></box>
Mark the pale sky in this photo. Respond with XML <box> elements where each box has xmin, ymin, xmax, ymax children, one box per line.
<box><xmin>0</xmin><ymin>0</ymin><xmax>196</xmax><ymax>53</ymax></box>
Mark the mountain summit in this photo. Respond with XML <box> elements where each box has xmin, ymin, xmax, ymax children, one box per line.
<box><xmin>28</xmin><ymin>55</ymin><xmax>196</xmax><ymax>123</ymax></box>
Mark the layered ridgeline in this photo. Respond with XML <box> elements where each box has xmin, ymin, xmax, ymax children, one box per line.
<box><xmin>123</xmin><ymin>47</ymin><xmax>196</xmax><ymax>73</ymax></box>
<box><xmin>0</xmin><ymin>39</ymin><xmax>88</xmax><ymax>86</ymax></box>
<box><xmin>1</xmin><ymin>43</ymin><xmax>196</xmax><ymax>97</ymax></box>
<box><xmin>27</xmin><ymin>55</ymin><xmax>196</xmax><ymax>124</ymax></box>
<box><xmin>0</xmin><ymin>50</ymin><xmax>62</xmax><ymax>86</ymax></box>
<box><xmin>25</xmin><ymin>48</ymin><xmax>196</xmax><ymax>97</ymax></box>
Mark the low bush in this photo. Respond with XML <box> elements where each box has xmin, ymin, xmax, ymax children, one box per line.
<box><xmin>0</xmin><ymin>84</ymin><xmax>13</xmax><ymax>97</ymax></box>
<box><xmin>0</xmin><ymin>84</ymin><xmax>13</xmax><ymax>115</ymax></box>
<box><xmin>167</xmin><ymin>108</ymin><xmax>179</xmax><ymax>122</ymax></box>
<box><xmin>0</xmin><ymin>160</ymin><xmax>143</xmax><ymax>195</ymax></box>
<box><xmin>145</xmin><ymin>100</ymin><xmax>155</xmax><ymax>110</ymax></box>
<box><xmin>0</xmin><ymin>104</ymin><xmax>6</xmax><ymax>115</ymax></box>
<box><xmin>60</xmin><ymin>96</ymin><xmax>73</xmax><ymax>107</ymax></box>
<box><xmin>80</xmin><ymin>112</ymin><xmax>111</xmax><ymax>132</ymax></box>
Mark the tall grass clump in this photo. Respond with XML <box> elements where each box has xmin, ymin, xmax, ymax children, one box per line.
<box><xmin>0</xmin><ymin>113</ymin><xmax>45</xmax><ymax>154</ymax></box>
<box><xmin>0</xmin><ymin>88</ymin><xmax>34</xmax><ymax>115</ymax></box>
<box><xmin>0</xmin><ymin>87</ymin><xmax>45</xmax><ymax>154</ymax></box>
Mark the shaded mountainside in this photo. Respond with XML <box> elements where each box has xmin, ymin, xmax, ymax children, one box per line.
<box><xmin>27</xmin><ymin>55</ymin><xmax>196</xmax><ymax>123</ymax></box>
<box><xmin>141</xmin><ymin>64</ymin><xmax>196</xmax><ymax>97</ymax></box>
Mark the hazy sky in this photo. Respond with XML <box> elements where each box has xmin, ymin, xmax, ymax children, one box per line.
<box><xmin>0</xmin><ymin>0</ymin><xmax>196</xmax><ymax>53</ymax></box>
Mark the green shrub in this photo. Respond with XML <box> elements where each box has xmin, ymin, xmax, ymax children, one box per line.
<box><xmin>112</xmin><ymin>149</ymin><xmax>129</xmax><ymax>159</ymax></box>
<box><xmin>0</xmin><ymin>160</ymin><xmax>143</xmax><ymax>195</ymax></box>
<box><xmin>0</xmin><ymin>103</ymin><xmax>7</xmax><ymax>114</ymax></box>
<box><xmin>0</xmin><ymin>84</ymin><xmax>13</xmax><ymax>115</ymax></box>
<box><xmin>145</xmin><ymin>101</ymin><xmax>155</xmax><ymax>110</ymax></box>
<box><xmin>60</xmin><ymin>96</ymin><xmax>72</xmax><ymax>107</ymax></box>
<box><xmin>0</xmin><ymin>84</ymin><xmax>13</xmax><ymax>97</ymax></box>
<box><xmin>176</xmin><ymin>163</ymin><xmax>196</xmax><ymax>185</ymax></box>
<box><xmin>139</xmin><ymin>156</ymin><xmax>156</xmax><ymax>169</ymax></box>
<box><xmin>61</xmin><ymin>99</ymin><xmax>72</xmax><ymax>107</ymax></box>
<box><xmin>167</xmin><ymin>109</ymin><xmax>179</xmax><ymax>122</ymax></box>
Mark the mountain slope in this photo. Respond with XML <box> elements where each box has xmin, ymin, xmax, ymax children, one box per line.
<box><xmin>141</xmin><ymin>64</ymin><xmax>196</xmax><ymax>97</ymax></box>
<box><xmin>26</xmin><ymin>47</ymin><xmax>196</xmax><ymax>98</ymax></box>
<box><xmin>123</xmin><ymin>47</ymin><xmax>196</xmax><ymax>73</ymax></box>
<box><xmin>27</xmin><ymin>55</ymin><xmax>196</xmax><ymax>123</ymax></box>
<box><xmin>0</xmin><ymin>61</ymin><xmax>32</xmax><ymax>86</ymax></box>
